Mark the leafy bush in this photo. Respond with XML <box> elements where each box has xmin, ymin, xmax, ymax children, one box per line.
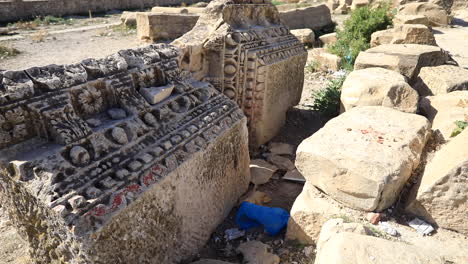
<box><xmin>328</xmin><ymin>5</ymin><xmax>393</xmax><ymax>67</ymax></box>
<box><xmin>451</xmin><ymin>120</ymin><xmax>468</xmax><ymax>137</ymax></box>
<box><xmin>311</xmin><ymin>75</ymin><xmax>347</xmax><ymax>118</ymax></box>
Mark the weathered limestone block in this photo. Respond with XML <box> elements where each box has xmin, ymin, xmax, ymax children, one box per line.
<box><xmin>340</xmin><ymin>67</ymin><xmax>418</xmax><ymax>113</ymax></box>
<box><xmin>120</xmin><ymin>11</ymin><xmax>137</xmax><ymax>27</ymax></box>
<box><xmin>407</xmin><ymin>129</ymin><xmax>468</xmax><ymax>235</ymax></box>
<box><xmin>237</xmin><ymin>241</ymin><xmax>280</xmax><ymax>264</ymax></box>
<box><xmin>137</xmin><ymin>12</ymin><xmax>200</xmax><ymax>42</ymax></box>
<box><xmin>279</xmin><ymin>4</ymin><xmax>334</xmax><ymax>31</ymax></box>
<box><xmin>370</xmin><ymin>24</ymin><xmax>437</xmax><ymax>47</ymax></box>
<box><xmin>354</xmin><ymin>44</ymin><xmax>448</xmax><ymax>81</ymax></box>
<box><xmin>393</xmin><ymin>14</ymin><xmax>431</xmax><ymax>27</ymax></box>
<box><xmin>319</xmin><ymin>32</ymin><xmax>337</xmax><ymax>46</ymax></box>
<box><xmin>286</xmin><ymin>183</ymin><xmax>362</xmax><ymax>244</ymax></box>
<box><xmin>308</xmin><ymin>48</ymin><xmax>341</xmax><ymax>71</ymax></box>
<box><xmin>315</xmin><ymin>232</ymin><xmax>446</xmax><ymax>264</ymax></box>
<box><xmin>0</xmin><ymin>44</ymin><xmax>250</xmax><ymax>263</ymax></box>
<box><xmin>296</xmin><ymin>106</ymin><xmax>431</xmax><ymax>211</ymax></box>
<box><xmin>174</xmin><ymin>0</ymin><xmax>308</xmax><ymax>147</ymax></box>
<box><xmin>413</xmin><ymin>65</ymin><xmax>468</xmax><ymax>96</ymax></box>
<box><xmin>290</xmin><ymin>28</ymin><xmax>315</xmax><ymax>46</ymax></box>
<box><xmin>419</xmin><ymin>91</ymin><xmax>468</xmax><ymax>140</ymax></box>
<box><xmin>398</xmin><ymin>2</ymin><xmax>451</xmax><ymax>26</ymax></box>
<box><xmin>351</xmin><ymin>0</ymin><xmax>370</xmax><ymax>10</ymax></box>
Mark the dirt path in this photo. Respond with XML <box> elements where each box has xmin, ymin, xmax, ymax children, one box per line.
<box><xmin>0</xmin><ymin>25</ymin><xmax>141</xmax><ymax>71</ymax></box>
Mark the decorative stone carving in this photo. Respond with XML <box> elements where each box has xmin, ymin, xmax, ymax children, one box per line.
<box><xmin>174</xmin><ymin>0</ymin><xmax>308</xmax><ymax>147</ymax></box>
<box><xmin>0</xmin><ymin>44</ymin><xmax>250</xmax><ymax>263</ymax></box>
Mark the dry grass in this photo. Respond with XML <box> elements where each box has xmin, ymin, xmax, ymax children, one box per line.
<box><xmin>0</xmin><ymin>44</ymin><xmax>20</xmax><ymax>58</ymax></box>
<box><xmin>30</xmin><ymin>29</ymin><xmax>49</xmax><ymax>42</ymax></box>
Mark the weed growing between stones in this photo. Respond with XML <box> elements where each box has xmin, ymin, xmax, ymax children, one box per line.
<box><xmin>305</xmin><ymin>61</ymin><xmax>321</xmax><ymax>73</ymax></box>
<box><xmin>451</xmin><ymin>120</ymin><xmax>468</xmax><ymax>137</ymax></box>
<box><xmin>311</xmin><ymin>74</ymin><xmax>347</xmax><ymax>118</ymax></box>
<box><xmin>272</xmin><ymin>0</ymin><xmax>285</xmax><ymax>6</ymax></box>
<box><xmin>8</xmin><ymin>16</ymin><xmax>74</xmax><ymax>30</ymax></box>
<box><xmin>328</xmin><ymin>4</ymin><xmax>393</xmax><ymax>69</ymax></box>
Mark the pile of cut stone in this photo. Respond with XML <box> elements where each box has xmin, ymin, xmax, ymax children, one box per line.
<box><xmin>286</xmin><ymin>2</ymin><xmax>468</xmax><ymax>263</ymax></box>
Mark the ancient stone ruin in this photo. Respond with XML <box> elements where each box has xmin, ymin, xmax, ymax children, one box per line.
<box><xmin>174</xmin><ymin>0</ymin><xmax>308</xmax><ymax>147</ymax></box>
<box><xmin>0</xmin><ymin>44</ymin><xmax>251</xmax><ymax>263</ymax></box>
<box><xmin>0</xmin><ymin>0</ymin><xmax>310</xmax><ymax>262</ymax></box>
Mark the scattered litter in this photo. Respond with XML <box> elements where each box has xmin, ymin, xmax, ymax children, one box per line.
<box><xmin>408</xmin><ymin>218</ymin><xmax>435</xmax><ymax>236</ymax></box>
<box><xmin>378</xmin><ymin>221</ymin><xmax>399</xmax><ymax>237</ymax></box>
<box><xmin>224</xmin><ymin>228</ymin><xmax>245</xmax><ymax>241</ymax></box>
<box><xmin>236</xmin><ymin>201</ymin><xmax>290</xmax><ymax>236</ymax></box>
<box><xmin>332</xmin><ymin>69</ymin><xmax>347</xmax><ymax>77</ymax></box>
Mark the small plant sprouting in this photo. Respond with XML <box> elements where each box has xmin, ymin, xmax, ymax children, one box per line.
<box><xmin>311</xmin><ymin>74</ymin><xmax>347</xmax><ymax>118</ymax></box>
<box><xmin>450</xmin><ymin>120</ymin><xmax>468</xmax><ymax>137</ymax></box>
<box><xmin>0</xmin><ymin>44</ymin><xmax>20</xmax><ymax>59</ymax></box>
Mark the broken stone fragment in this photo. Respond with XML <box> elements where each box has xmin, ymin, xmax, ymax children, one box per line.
<box><xmin>250</xmin><ymin>159</ymin><xmax>278</xmax><ymax>185</ymax></box>
<box><xmin>418</xmin><ymin>91</ymin><xmax>468</xmax><ymax>140</ymax></box>
<box><xmin>398</xmin><ymin>2</ymin><xmax>451</xmax><ymax>26</ymax></box>
<box><xmin>140</xmin><ymin>84</ymin><xmax>175</xmax><ymax>104</ymax></box>
<box><xmin>290</xmin><ymin>28</ymin><xmax>315</xmax><ymax>46</ymax></box>
<box><xmin>237</xmin><ymin>241</ymin><xmax>280</xmax><ymax>264</ymax></box>
<box><xmin>111</xmin><ymin>127</ymin><xmax>128</xmax><ymax>145</ymax></box>
<box><xmin>69</xmin><ymin>146</ymin><xmax>91</xmax><ymax>166</ymax></box>
<box><xmin>242</xmin><ymin>191</ymin><xmax>272</xmax><ymax>206</ymax></box>
<box><xmin>268</xmin><ymin>142</ymin><xmax>295</xmax><ymax>156</ymax></box>
<box><xmin>107</xmin><ymin>108</ymin><xmax>127</xmax><ymax>120</ymax></box>
<box><xmin>266</xmin><ymin>154</ymin><xmax>295</xmax><ymax>171</ymax></box>
<box><xmin>69</xmin><ymin>195</ymin><xmax>87</xmax><ymax>210</ymax></box>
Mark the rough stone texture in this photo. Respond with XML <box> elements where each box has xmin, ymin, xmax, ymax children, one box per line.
<box><xmin>407</xmin><ymin>129</ymin><xmax>468</xmax><ymax>235</ymax></box>
<box><xmin>351</xmin><ymin>0</ymin><xmax>369</xmax><ymax>10</ymax></box>
<box><xmin>268</xmin><ymin>142</ymin><xmax>295</xmax><ymax>156</ymax></box>
<box><xmin>290</xmin><ymin>29</ymin><xmax>315</xmax><ymax>46</ymax></box>
<box><xmin>308</xmin><ymin>48</ymin><xmax>341</xmax><ymax>71</ymax></box>
<box><xmin>340</xmin><ymin>67</ymin><xmax>419</xmax><ymax>113</ymax></box>
<box><xmin>393</xmin><ymin>14</ymin><xmax>431</xmax><ymax>27</ymax></box>
<box><xmin>419</xmin><ymin>91</ymin><xmax>468</xmax><ymax>140</ymax></box>
<box><xmin>174</xmin><ymin>0</ymin><xmax>308</xmax><ymax>147</ymax></box>
<box><xmin>250</xmin><ymin>159</ymin><xmax>278</xmax><ymax>185</ymax></box>
<box><xmin>279</xmin><ymin>4</ymin><xmax>334</xmax><ymax>31</ymax></box>
<box><xmin>354</xmin><ymin>44</ymin><xmax>449</xmax><ymax>81</ymax></box>
<box><xmin>295</xmin><ymin>106</ymin><xmax>431</xmax><ymax>211</ymax></box>
<box><xmin>315</xmin><ymin>218</ymin><xmax>369</xmax><ymax>250</ymax></box>
<box><xmin>137</xmin><ymin>12</ymin><xmax>200</xmax><ymax>42</ymax></box>
<box><xmin>370</xmin><ymin>24</ymin><xmax>437</xmax><ymax>47</ymax></box>
<box><xmin>0</xmin><ymin>44</ymin><xmax>251</xmax><ymax>263</ymax></box>
<box><xmin>267</xmin><ymin>154</ymin><xmax>295</xmax><ymax>171</ymax></box>
<box><xmin>398</xmin><ymin>2</ymin><xmax>451</xmax><ymax>26</ymax></box>
<box><xmin>286</xmin><ymin>183</ymin><xmax>362</xmax><ymax>244</ymax></box>
<box><xmin>237</xmin><ymin>241</ymin><xmax>280</xmax><ymax>264</ymax></box>
<box><xmin>315</xmin><ymin>232</ymin><xmax>446</xmax><ymax>264</ymax></box>
<box><xmin>413</xmin><ymin>65</ymin><xmax>468</xmax><ymax>96</ymax></box>
<box><xmin>319</xmin><ymin>32</ymin><xmax>337</xmax><ymax>46</ymax></box>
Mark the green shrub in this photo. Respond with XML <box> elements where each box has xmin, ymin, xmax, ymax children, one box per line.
<box><xmin>272</xmin><ymin>0</ymin><xmax>285</xmax><ymax>6</ymax></box>
<box><xmin>311</xmin><ymin>74</ymin><xmax>347</xmax><ymax>118</ymax></box>
<box><xmin>451</xmin><ymin>120</ymin><xmax>468</xmax><ymax>137</ymax></box>
<box><xmin>328</xmin><ymin>5</ymin><xmax>393</xmax><ymax>67</ymax></box>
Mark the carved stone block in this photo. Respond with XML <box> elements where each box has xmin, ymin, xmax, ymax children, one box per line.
<box><xmin>174</xmin><ymin>0</ymin><xmax>308</xmax><ymax>147</ymax></box>
<box><xmin>0</xmin><ymin>44</ymin><xmax>250</xmax><ymax>263</ymax></box>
